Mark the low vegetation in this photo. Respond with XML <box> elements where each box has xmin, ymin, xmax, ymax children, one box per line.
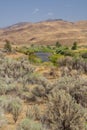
<box><xmin>16</xmin><ymin>118</ymin><xmax>43</xmax><ymax>130</ymax></box>
<box><xmin>0</xmin><ymin>42</ymin><xmax>87</xmax><ymax>130</ymax></box>
<box><xmin>44</xmin><ymin>90</ymin><xmax>86</xmax><ymax>130</ymax></box>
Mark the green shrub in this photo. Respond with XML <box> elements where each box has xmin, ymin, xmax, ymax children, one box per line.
<box><xmin>55</xmin><ymin>41</ymin><xmax>62</xmax><ymax>48</ymax></box>
<box><xmin>29</xmin><ymin>53</ymin><xmax>42</xmax><ymax>64</ymax></box>
<box><xmin>49</xmin><ymin>54</ymin><xmax>64</xmax><ymax>65</ymax></box>
<box><xmin>56</xmin><ymin>46</ymin><xmax>69</xmax><ymax>55</ymax></box>
<box><xmin>81</xmin><ymin>52</ymin><xmax>87</xmax><ymax>58</ymax></box>
<box><xmin>4</xmin><ymin>40</ymin><xmax>12</xmax><ymax>52</ymax></box>
<box><xmin>71</xmin><ymin>42</ymin><xmax>77</xmax><ymax>50</ymax></box>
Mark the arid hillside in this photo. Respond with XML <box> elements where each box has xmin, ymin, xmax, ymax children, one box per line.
<box><xmin>0</xmin><ymin>19</ymin><xmax>87</xmax><ymax>46</ymax></box>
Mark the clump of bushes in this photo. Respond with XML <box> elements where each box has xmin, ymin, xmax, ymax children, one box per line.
<box><xmin>0</xmin><ymin>55</ymin><xmax>53</xmax><ymax>104</ymax></box>
<box><xmin>53</xmin><ymin>75</ymin><xmax>87</xmax><ymax>108</ymax></box>
<box><xmin>28</xmin><ymin>53</ymin><xmax>42</xmax><ymax>64</ymax></box>
<box><xmin>56</xmin><ymin>46</ymin><xmax>69</xmax><ymax>55</ymax></box>
<box><xmin>49</xmin><ymin>54</ymin><xmax>64</xmax><ymax>65</ymax></box>
<box><xmin>57</xmin><ymin>56</ymin><xmax>87</xmax><ymax>74</ymax></box>
<box><xmin>1</xmin><ymin>44</ymin><xmax>87</xmax><ymax>130</ymax></box>
<box><xmin>43</xmin><ymin>90</ymin><xmax>86</xmax><ymax>130</ymax></box>
<box><xmin>0</xmin><ymin>56</ymin><xmax>35</xmax><ymax>81</ymax></box>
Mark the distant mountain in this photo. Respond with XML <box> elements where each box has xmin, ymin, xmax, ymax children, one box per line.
<box><xmin>0</xmin><ymin>19</ymin><xmax>87</xmax><ymax>47</ymax></box>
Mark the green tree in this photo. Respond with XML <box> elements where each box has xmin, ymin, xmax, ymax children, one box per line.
<box><xmin>56</xmin><ymin>41</ymin><xmax>61</xmax><ymax>48</ymax></box>
<box><xmin>4</xmin><ymin>40</ymin><xmax>12</xmax><ymax>52</ymax></box>
<box><xmin>71</xmin><ymin>42</ymin><xmax>77</xmax><ymax>50</ymax></box>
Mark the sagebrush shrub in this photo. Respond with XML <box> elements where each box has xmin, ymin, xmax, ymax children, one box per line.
<box><xmin>43</xmin><ymin>90</ymin><xmax>86</xmax><ymax>130</ymax></box>
<box><xmin>16</xmin><ymin>118</ymin><xmax>43</xmax><ymax>130</ymax></box>
<box><xmin>8</xmin><ymin>97</ymin><xmax>22</xmax><ymax>122</ymax></box>
<box><xmin>26</xmin><ymin>105</ymin><xmax>40</xmax><ymax>120</ymax></box>
<box><xmin>32</xmin><ymin>85</ymin><xmax>46</xmax><ymax>97</ymax></box>
<box><xmin>57</xmin><ymin>56</ymin><xmax>87</xmax><ymax>74</ymax></box>
<box><xmin>53</xmin><ymin>76</ymin><xmax>87</xmax><ymax>108</ymax></box>
<box><xmin>0</xmin><ymin>107</ymin><xmax>8</xmax><ymax>128</ymax></box>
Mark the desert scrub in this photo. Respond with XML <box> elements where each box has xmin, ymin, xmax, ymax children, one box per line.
<box><xmin>57</xmin><ymin>56</ymin><xmax>87</xmax><ymax>74</ymax></box>
<box><xmin>57</xmin><ymin>56</ymin><xmax>73</xmax><ymax>69</ymax></box>
<box><xmin>70</xmin><ymin>85</ymin><xmax>87</xmax><ymax>108</ymax></box>
<box><xmin>16</xmin><ymin>118</ymin><xmax>43</xmax><ymax>130</ymax></box>
<box><xmin>7</xmin><ymin>97</ymin><xmax>22</xmax><ymax>122</ymax></box>
<box><xmin>0</xmin><ymin>57</ymin><xmax>35</xmax><ymax>81</ymax></box>
<box><xmin>27</xmin><ymin>72</ymin><xmax>42</xmax><ymax>84</ymax></box>
<box><xmin>28</xmin><ymin>73</ymin><xmax>52</xmax><ymax>94</ymax></box>
<box><xmin>0</xmin><ymin>80</ymin><xmax>23</xmax><ymax>97</ymax></box>
<box><xmin>0</xmin><ymin>96</ymin><xmax>22</xmax><ymax>123</ymax></box>
<box><xmin>20</xmin><ymin>92</ymin><xmax>36</xmax><ymax>102</ymax></box>
<box><xmin>1</xmin><ymin>81</ymin><xmax>18</xmax><ymax>94</ymax></box>
<box><xmin>0</xmin><ymin>56</ymin><xmax>52</xmax><ymax>97</ymax></box>
<box><xmin>0</xmin><ymin>96</ymin><xmax>11</xmax><ymax>112</ymax></box>
<box><xmin>0</xmin><ymin>96</ymin><xmax>22</xmax><ymax>122</ymax></box>
<box><xmin>32</xmin><ymin>104</ymin><xmax>41</xmax><ymax>120</ymax></box>
<box><xmin>32</xmin><ymin>85</ymin><xmax>46</xmax><ymax>97</ymax></box>
<box><xmin>52</xmin><ymin>75</ymin><xmax>87</xmax><ymax>108</ymax></box>
<box><xmin>43</xmin><ymin>90</ymin><xmax>86</xmax><ymax>130</ymax></box>
<box><xmin>0</xmin><ymin>80</ymin><xmax>8</xmax><ymax>95</ymax></box>
<box><xmin>26</xmin><ymin>72</ymin><xmax>53</xmax><ymax>96</ymax></box>
<box><xmin>26</xmin><ymin>105</ymin><xmax>40</xmax><ymax>120</ymax></box>
<box><xmin>6</xmin><ymin>82</ymin><xmax>22</xmax><ymax>95</ymax></box>
<box><xmin>0</xmin><ymin>107</ymin><xmax>8</xmax><ymax>128</ymax></box>
<box><xmin>26</xmin><ymin>106</ymin><xmax>35</xmax><ymax>120</ymax></box>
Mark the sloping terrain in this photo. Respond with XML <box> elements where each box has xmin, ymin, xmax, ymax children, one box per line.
<box><xmin>0</xmin><ymin>19</ymin><xmax>87</xmax><ymax>46</ymax></box>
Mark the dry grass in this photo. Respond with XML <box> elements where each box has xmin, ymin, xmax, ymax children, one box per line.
<box><xmin>0</xmin><ymin>20</ymin><xmax>87</xmax><ymax>46</ymax></box>
<box><xmin>5</xmin><ymin>52</ymin><xmax>26</xmax><ymax>59</ymax></box>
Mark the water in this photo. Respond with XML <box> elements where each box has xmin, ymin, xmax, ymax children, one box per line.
<box><xmin>35</xmin><ymin>52</ymin><xmax>51</xmax><ymax>62</ymax></box>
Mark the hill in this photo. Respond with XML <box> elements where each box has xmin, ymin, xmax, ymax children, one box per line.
<box><xmin>0</xmin><ymin>19</ymin><xmax>87</xmax><ymax>47</ymax></box>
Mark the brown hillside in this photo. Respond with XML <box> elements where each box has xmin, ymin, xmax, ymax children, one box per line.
<box><xmin>0</xmin><ymin>19</ymin><xmax>87</xmax><ymax>46</ymax></box>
